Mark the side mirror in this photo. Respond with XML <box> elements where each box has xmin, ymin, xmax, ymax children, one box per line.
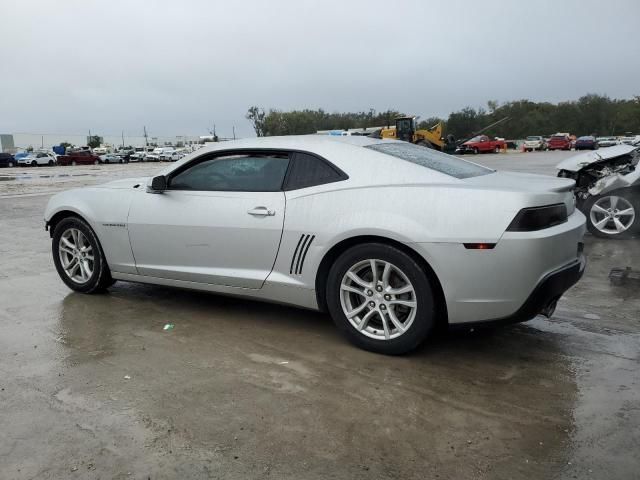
<box><xmin>149</xmin><ymin>175</ymin><xmax>167</xmax><ymax>193</ymax></box>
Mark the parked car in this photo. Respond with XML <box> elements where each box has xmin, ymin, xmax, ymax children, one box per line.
<box><xmin>574</xmin><ymin>136</ymin><xmax>599</xmax><ymax>150</ymax></box>
<box><xmin>99</xmin><ymin>153</ymin><xmax>125</xmax><ymax>164</ymax></box>
<box><xmin>620</xmin><ymin>136</ymin><xmax>640</xmax><ymax>146</ymax></box>
<box><xmin>0</xmin><ymin>152</ymin><xmax>16</xmax><ymax>167</ymax></box>
<box><xmin>115</xmin><ymin>150</ymin><xmax>133</xmax><ymax>162</ymax></box>
<box><xmin>57</xmin><ymin>150</ymin><xmax>101</xmax><ymax>166</ymax></box>
<box><xmin>455</xmin><ymin>135</ymin><xmax>507</xmax><ymax>154</ymax></box>
<box><xmin>159</xmin><ymin>148</ymin><xmax>177</xmax><ymax>161</ymax></box>
<box><xmin>92</xmin><ymin>146</ymin><xmax>109</xmax><ymax>155</ymax></box>
<box><xmin>45</xmin><ymin>136</ymin><xmax>586</xmax><ymax>355</ymax></box>
<box><xmin>162</xmin><ymin>150</ymin><xmax>185</xmax><ymax>162</ymax></box>
<box><xmin>523</xmin><ymin>136</ymin><xmax>547</xmax><ymax>152</ymax></box>
<box><xmin>558</xmin><ymin>144</ymin><xmax>639</xmax><ymax>238</ymax></box>
<box><xmin>18</xmin><ymin>151</ymin><xmax>57</xmax><ymax>166</ymax></box>
<box><xmin>129</xmin><ymin>148</ymin><xmax>146</xmax><ymax>162</ymax></box>
<box><xmin>548</xmin><ymin>134</ymin><xmax>572</xmax><ymax>151</ymax></box>
<box><xmin>597</xmin><ymin>137</ymin><xmax>619</xmax><ymax>148</ymax></box>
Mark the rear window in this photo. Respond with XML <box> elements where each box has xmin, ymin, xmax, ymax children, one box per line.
<box><xmin>551</xmin><ymin>136</ymin><xmax>566</xmax><ymax>140</ymax></box>
<box><xmin>365</xmin><ymin>142</ymin><xmax>492</xmax><ymax>179</ymax></box>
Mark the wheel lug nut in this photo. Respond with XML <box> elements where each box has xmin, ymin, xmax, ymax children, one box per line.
<box><xmin>367</xmin><ymin>290</ymin><xmax>373</xmax><ymax>296</ymax></box>
<box><xmin>380</xmin><ymin>304</ymin><xmax>387</xmax><ymax>310</ymax></box>
<box><xmin>376</xmin><ymin>285</ymin><xmax>383</xmax><ymax>292</ymax></box>
<box><xmin>384</xmin><ymin>294</ymin><xmax>391</xmax><ymax>301</ymax></box>
<box><xmin>368</xmin><ymin>301</ymin><xmax>375</xmax><ymax>308</ymax></box>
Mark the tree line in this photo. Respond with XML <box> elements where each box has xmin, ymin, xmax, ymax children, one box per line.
<box><xmin>246</xmin><ymin>94</ymin><xmax>640</xmax><ymax>140</ymax></box>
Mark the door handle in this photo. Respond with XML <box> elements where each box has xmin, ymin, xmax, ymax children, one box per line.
<box><xmin>247</xmin><ymin>206</ymin><xmax>275</xmax><ymax>217</ymax></box>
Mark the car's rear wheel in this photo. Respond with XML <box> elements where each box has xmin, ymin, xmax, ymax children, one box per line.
<box><xmin>71</xmin><ymin>160</ymin><xmax>77</xmax><ymax>166</ymax></box>
<box><xmin>94</xmin><ymin>159</ymin><xmax>99</xmax><ymax>165</ymax></box>
<box><xmin>8</xmin><ymin>161</ymin><xmax>14</xmax><ymax>167</ymax></box>
<box><xmin>31</xmin><ymin>160</ymin><xmax>37</xmax><ymax>167</ymax></box>
<box><xmin>52</xmin><ymin>216</ymin><xmax>114</xmax><ymax>293</ymax></box>
<box><xmin>494</xmin><ymin>146</ymin><xmax>500</xmax><ymax>153</ymax></box>
<box><xmin>326</xmin><ymin>243</ymin><xmax>435</xmax><ymax>355</ymax></box>
<box><xmin>585</xmin><ymin>192</ymin><xmax>639</xmax><ymax>239</ymax></box>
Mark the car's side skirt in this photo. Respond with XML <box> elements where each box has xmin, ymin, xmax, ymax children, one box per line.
<box><xmin>111</xmin><ymin>272</ymin><xmax>320</xmax><ymax>311</ymax></box>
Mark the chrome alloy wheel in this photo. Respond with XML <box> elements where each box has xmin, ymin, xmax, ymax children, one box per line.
<box><xmin>58</xmin><ymin>228</ymin><xmax>94</xmax><ymax>283</ymax></box>
<box><xmin>590</xmin><ymin>195</ymin><xmax>635</xmax><ymax>235</ymax></box>
<box><xmin>340</xmin><ymin>259</ymin><xmax>417</xmax><ymax>340</ymax></box>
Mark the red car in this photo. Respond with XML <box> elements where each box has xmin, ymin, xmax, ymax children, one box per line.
<box><xmin>57</xmin><ymin>150</ymin><xmax>101</xmax><ymax>166</ymax></box>
<box><xmin>547</xmin><ymin>135</ymin><xmax>572</xmax><ymax>151</ymax></box>
<box><xmin>456</xmin><ymin>135</ymin><xmax>506</xmax><ymax>154</ymax></box>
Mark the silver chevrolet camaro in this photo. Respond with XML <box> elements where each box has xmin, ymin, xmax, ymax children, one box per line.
<box><xmin>45</xmin><ymin>136</ymin><xmax>586</xmax><ymax>354</ymax></box>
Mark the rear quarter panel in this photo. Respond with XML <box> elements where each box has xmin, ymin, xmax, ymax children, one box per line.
<box><xmin>268</xmin><ymin>183</ymin><xmax>540</xmax><ymax>290</ymax></box>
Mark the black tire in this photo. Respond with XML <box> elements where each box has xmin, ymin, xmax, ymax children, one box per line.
<box><xmin>473</xmin><ymin>147</ymin><xmax>479</xmax><ymax>154</ymax></box>
<box><xmin>48</xmin><ymin>160</ymin><xmax>54</xmax><ymax>166</ymax></box>
<box><xmin>72</xmin><ymin>160</ymin><xmax>77</xmax><ymax>166</ymax></box>
<box><xmin>8</xmin><ymin>161</ymin><xmax>14</xmax><ymax>167</ymax></box>
<box><xmin>494</xmin><ymin>146</ymin><xmax>501</xmax><ymax>153</ymax></box>
<box><xmin>31</xmin><ymin>160</ymin><xmax>37</xmax><ymax>167</ymax></box>
<box><xmin>52</xmin><ymin>216</ymin><xmax>114</xmax><ymax>293</ymax></box>
<box><xmin>326</xmin><ymin>243</ymin><xmax>436</xmax><ymax>355</ymax></box>
<box><xmin>583</xmin><ymin>191</ymin><xmax>640</xmax><ymax>239</ymax></box>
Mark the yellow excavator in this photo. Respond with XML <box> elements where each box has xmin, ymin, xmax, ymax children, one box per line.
<box><xmin>374</xmin><ymin>116</ymin><xmax>454</xmax><ymax>151</ymax></box>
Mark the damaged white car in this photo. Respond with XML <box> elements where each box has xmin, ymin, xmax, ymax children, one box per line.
<box><xmin>558</xmin><ymin>144</ymin><xmax>640</xmax><ymax>238</ymax></box>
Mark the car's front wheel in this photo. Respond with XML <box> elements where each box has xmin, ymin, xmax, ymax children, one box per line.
<box><xmin>52</xmin><ymin>216</ymin><xmax>114</xmax><ymax>293</ymax></box>
<box><xmin>326</xmin><ymin>243</ymin><xmax>436</xmax><ymax>355</ymax></box>
<box><xmin>585</xmin><ymin>192</ymin><xmax>639</xmax><ymax>239</ymax></box>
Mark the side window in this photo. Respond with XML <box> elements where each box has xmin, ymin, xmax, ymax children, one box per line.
<box><xmin>169</xmin><ymin>153</ymin><xmax>289</xmax><ymax>192</ymax></box>
<box><xmin>284</xmin><ymin>152</ymin><xmax>345</xmax><ymax>190</ymax></box>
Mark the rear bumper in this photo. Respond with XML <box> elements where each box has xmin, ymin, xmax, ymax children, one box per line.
<box><xmin>452</xmin><ymin>252</ymin><xmax>586</xmax><ymax>329</ymax></box>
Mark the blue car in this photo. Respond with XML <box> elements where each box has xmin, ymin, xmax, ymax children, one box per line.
<box><xmin>0</xmin><ymin>152</ymin><xmax>16</xmax><ymax>167</ymax></box>
<box><xmin>574</xmin><ymin>136</ymin><xmax>599</xmax><ymax>150</ymax></box>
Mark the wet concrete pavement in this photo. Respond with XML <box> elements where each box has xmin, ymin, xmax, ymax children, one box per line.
<box><xmin>0</xmin><ymin>153</ymin><xmax>639</xmax><ymax>479</ymax></box>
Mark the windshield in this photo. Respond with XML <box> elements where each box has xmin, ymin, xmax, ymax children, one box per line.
<box><xmin>468</xmin><ymin>136</ymin><xmax>485</xmax><ymax>142</ymax></box>
<box><xmin>526</xmin><ymin>136</ymin><xmax>541</xmax><ymax>140</ymax></box>
<box><xmin>365</xmin><ymin>142</ymin><xmax>492</xmax><ymax>179</ymax></box>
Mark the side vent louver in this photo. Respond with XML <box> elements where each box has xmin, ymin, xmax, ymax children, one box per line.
<box><xmin>290</xmin><ymin>234</ymin><xmax>315</xmax><ymax>275</ymax></box>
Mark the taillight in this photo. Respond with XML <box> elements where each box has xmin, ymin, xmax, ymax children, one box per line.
<box><xmin>507</xmin><ymin>204</ymin><xmax>567</xmax><ymax>232</ymax></box>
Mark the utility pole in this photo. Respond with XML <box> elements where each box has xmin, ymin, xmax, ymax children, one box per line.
<box><xmin>122</xmin><ymin>130</ymin><xmax>125</xmax><ymax>148</ymax></box>
<box><xmin>232</xmin><ymin>126</ymin><xmax>236</xmax><ymax>140</ymax></box>
<box><xmin>143</xmin><ymin>126</ymin><xmax>148</xmax><ymax>147</ymax></box>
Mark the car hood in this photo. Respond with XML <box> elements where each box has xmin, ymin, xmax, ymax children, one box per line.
<box><xmin>464</xmin><ymin>170</ymin><xmax>574</xmax><ymax>193</ymax></box>
<box><xmin>95</xmin><ymin>177</ymin><xmax>149</xmax><ymax>189</ymax></box>
<box><xmin>556</xmin><ymin>144</ymin><xmax>638</xmax><ymax>172</ymax></box>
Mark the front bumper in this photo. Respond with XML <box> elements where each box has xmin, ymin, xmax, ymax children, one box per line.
<box><xmin>452</xmin><ymin>252</ymin><xmax>586</xmax><ymax>329</ymax></box>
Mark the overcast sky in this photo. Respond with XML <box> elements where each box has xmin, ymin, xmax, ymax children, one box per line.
<box><xmin>2</xmin><ymin>0</ymin><xmax>639</xmax><ymax>138</ymax></box>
